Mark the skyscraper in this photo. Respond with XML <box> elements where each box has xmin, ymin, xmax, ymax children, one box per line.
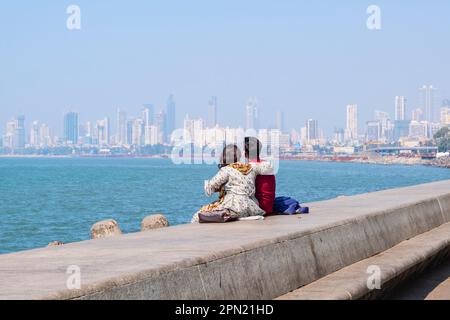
<box><xmin>411</xmin><ymin>108</ymin><xmax>423</xmax><ymax>122</ymax></box>
<box><xmin>4</xmin><ymin>120</ymin><xmax>16</xmax><ymax>148</ymax></box>
<box><xmin>394</xmin><ymin>120</ymin><xmax>411</xmax><ymax>140</ymax></box>
<box><xmin>207</xmin><ymin>96</ymin><xmax>218</xmax><ymax>128</ymax></box>
<box><xmin>441</xmin><ymin>100</ymin><xmax>450</xmax><ymax>126</ymax></box>
<box><xmin>13</xmin><ymin>115</ymin><xmax>26</xmax><ymax>148</ymax></box>
<box><xmin>63</xmin><ymin>112</ymin><xmax>79</xmax><ymax>144</ymax></box>
<box><xmin>30</xmin><ymin>121</ymin><xmax>40</xmax><ymax>147</ymax></box>
<box><xmin>145</xmin><ymin>125</ymin><xmax>159</xmax><ymax>146</ymax></box>
<box><xmin>142</xmin><ymin>105</ymin><xmax>154</xmax><ymax>126</ymax></box>
<box><xmin>39</xmin><ymin>123</ymin><xmax>51</xmax><ymax>147</ymax></box>
<box><xmin>306</xmin><ymin>119</ymin><xmax>319</xmax><ymax>143</ymax></box>
<box><xmin>395</xmin><ymin>96</ymin><xmax>406</xmax><ymax>121</ymax></box>
<box><xmin>345</xmin><ymin>104</ymin><xmax>358</xmax><ymax>142</ymax></box>
<box><xmin>166</xmin><ymin>95</ymin><xmax>176</xmax><ymax>141</ymax></box>
<box><xmin>155</xmin><ymin>110</ymin><xmax>167</xmax><ymax>144</ymax></box>
<box><xmin>333</xmin><ymin>128</ymin><xmax>345</xmax><ymax>145</ymax></box>
<box><xmin>126</xmin><ymin>119</ymin><xmax>134</xmax><ymax>145</ymax></box>
<box><xmin>131</xmin><ymin>118</ymin><xmax>144</xmax><ymax>146</ymax></box>
<box><xmin>4</xmin><ymin>116</ymin><xmax>25</xmax><ymax>148</ymax></box>
<box><xmin>116</xmin><ymin>109</ymin><xmax>127</xmax><ymax>145</ymax></box>
<box><xmin>84</xmin><ymin>121</ymin><xmax>93</xmax><ymax>144</ymax></box>
<box><xmin>184</xmin><ymin>115</ymin><xmax>204</xmax><ymax>147</ymax></box>
<box><xmin>366</xmin><ymin>121</ymin><xmax>382</xmax><ymax>142</ymax></box>
<box><xmin>96</xmin><ymin>118</ymin><xmax>110</xmax><ymax>146</ymax></box>
<box><xmin>245</xmin><ymin>97</ymin><xmax>259</xmax><ymax>130</ymax></box>
<box><xmin>374</xmin><ymin>110</ymin><xmax>392</xmax><ymax>142</ymax></box>
<box><xmin>419</xmin><ymin>85</ymin><xmax>437</xmax><ymax>123</ymax></box>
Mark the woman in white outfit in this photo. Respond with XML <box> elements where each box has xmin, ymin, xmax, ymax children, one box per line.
<box><xmin>192</xmin><ymin>144</ymin><xmax>273</xmax><ymax>223</ymax></box>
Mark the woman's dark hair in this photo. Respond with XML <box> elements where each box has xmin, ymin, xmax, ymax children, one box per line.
<box><xmin>244</xmin><ymin>137</ymin><xmax>262</xmax><ymax>161</ymax></box>
<box><xmin>218</xmin><ymin>144</ymin><xmax>242</xmax><ymax>168</ymax></box>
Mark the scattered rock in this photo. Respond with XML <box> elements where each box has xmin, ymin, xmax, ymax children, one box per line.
<box><xmin>141</xmin><ymin>214</ymin><xmax>169</xmax><ymax>231</ymax></box>
<box><xmin>47</xmin><ymin>241</ymin><xmax>64</xmax><ymax>247</ymax></box>
<box><xmin>91</xmin><ymin>219</ymin><xmax>122</xmax><ymax>239</ymax></box>
<box><xmin>431</xmin><ymin>157</ymin><xmax>450</xmax><ymax>168</ymax></box>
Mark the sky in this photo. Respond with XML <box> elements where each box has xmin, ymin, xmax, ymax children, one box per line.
<box><xmin>0</xmin><ymin>0</ymin><xmax>449</xmax><ymax>136</ymax></box>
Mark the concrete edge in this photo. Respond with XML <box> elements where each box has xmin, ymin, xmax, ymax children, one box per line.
<box><xmin>276</xmin><ymin>222</ymin><xmax>450</xmax><ymax>300</ymax></box>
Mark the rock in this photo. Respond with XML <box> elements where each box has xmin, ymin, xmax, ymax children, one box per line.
<box><xmin>141</xmin><ymin>214</ymin><xmax>169</xmax><ymax>231</ymax></box>
<box><xmin>47</xmin><ymin>241</ymin><xmax>64</xmax><ymax>247</ymax></box>
<box><xmin>90</xmin><ymin>219</ymin><xmax>122</xmax><ymax>239</ymax></box>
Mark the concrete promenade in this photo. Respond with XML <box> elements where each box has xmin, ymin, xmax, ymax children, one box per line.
<box><xmin>0</xmin><ymin>180</ymin><xmax>450</xmax><ymax>300</ymax></box>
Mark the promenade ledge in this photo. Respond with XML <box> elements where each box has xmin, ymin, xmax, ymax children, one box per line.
<box><xmin>1</xmin><ymin>180</ymin><xmax>450</xmax><ymax>300</ymax></box>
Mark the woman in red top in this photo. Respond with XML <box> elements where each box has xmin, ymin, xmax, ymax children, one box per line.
<box><xmin>244</xmin><ymin>137</ymin><xmax>276</xmax><ymax>214</ymax></box>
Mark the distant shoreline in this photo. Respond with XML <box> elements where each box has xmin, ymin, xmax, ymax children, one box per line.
<box><xmin>1</xmin><ymin>153</ymin><xmax>448</xmax><ymax>169</ymax></box>
<box><xmin>0</xmin><ymin>154</ymin><xmax>168</xmax><ymax>159</ymax></box>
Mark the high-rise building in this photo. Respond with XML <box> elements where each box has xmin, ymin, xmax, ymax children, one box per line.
<box><xmin>245</xmin><ymin>97</ymin><xmax>259</xmax><ymax>130</ymax></box>
<box><xmin>8</xmin><ymin>115</ymin><xmax>26</xmax><ymax>149</ymax></box>
<box><xmin>116</xmin><ymin>109</ymin><xmax>127</xmax><ymax>145</ymax></box>
<box><xmin>409</xmin><ymin>121</ymin><xmax>427</xmax><ymax>139</ymax></box>
<box><xmin>30</xmin><ymin>121</ymin><xmax>40</xmax><ymax>147</ymax></box>
<box><xmin>374</xmin><ymin>110</ymin><xmax>393</xmax><ymax>142</ymax></box>
<box><xmin>96</xmin><ymin>118</ymin><xmax>110</xmax><ymax>146</ymax></box>
<box><xmin>419</xmin><ymin>85</ymin><xmax>437</xmax><ymax>123</ymax></box>
<box><xmin>203</xmin><ymin>126</ymin><xmax>226</xmax><ymax>148</ymax></box>
<box><xmin>441</xmin><ymin>100</ymin><xmax>450</xmax><ymax>127</ymax></box>
<box><xmin>333</xmin><ymin>128</ymin><xmax>345</xmax><ymax>145</ymax></box>
<box><xmin>345</xmin><ymin>104</ymin><xmax>358</xmax><ymax>142</ymax></box>
<box><xmin>184</xmin><ymin>115</ymin><xmax>204</xmax><ymax>147</ymax></box>
<box><xmin>155</xmin><ymin>110</ymin><xmax>166</xmax><ymax>144</ymax></box>
<box><xmin>142</xmin><ymin>104</ymin><xmax>154</xmax><ymax>126</ymax></box>
<box><xmin>441</xmin><ymin>107</ymin><xmax>450</xmax><ymax>126</ymax></box>
<box><xmin>395</xmin><ymin>96</ymin><xmax>406</xmax><ymax>121</ymax></box>
<box><xmin>394</xmin><ymin>120</ymin><xmax>410</xmax><ymax>140</ymax></box>
<box><xmin>63</xmin><ymin>112</ymin><xmax>79</xmax><ymax>144</ymax></box>
<box><xmin>126</xmin><ymin>120</ymin><xmax>134</xmax><ymax>145</ymax></box>
<box><xmin>411</xmin><ymin>108</ymin><xmax>423</xmax><ymax>122</ymax></box>
<box><xmin>366</xmin><ymin>121</ymin><xmax>382</xmax><ymax>142</ymax></box>
<box><xmin>306</xmin><ymin>119</ymin><xmax>319</xmax><ymax>143</ymax></box>
<box><xmin>144</xmin><ymin>125</ymin><xmax>159</xmax><ymax>146</ymax></box>
<box><xmin>39</xmin><ymin>123</ymin><xmax>51</xmax><ymax>147</ymax></box>
<box><xmin>276</xmin><ymin>111</ymin><xmax>284</xmax><ymax>132</ymax></box>
<box><xmin>166</xmin><ymin>95</ymin><xmax>176</xmax><ymax>141</ymax></box>
<box><xmin>207</xmin><ymin>96</ymin><xmax>218</xmax><ymax>128</ymax></box>
<box><xmin>131</xmin><ymin>118</ymin><xmax>144</xmax><ymax>146</ymax></box>
<box><xmin>4</xmin><ymin>120</ymin><xmax>16</xmax><ymax>148</ymax></box>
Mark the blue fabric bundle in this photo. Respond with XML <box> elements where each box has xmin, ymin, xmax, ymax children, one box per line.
<box><xmin>274</xmin><ymin>196</ymin><xmax>309</xmax><ymax>215</ymax></box>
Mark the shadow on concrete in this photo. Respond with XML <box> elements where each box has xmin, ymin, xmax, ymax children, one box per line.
<box><xmin>387</xmin><ymin>258</ymin><xmax>450</xmax><ymax>300</ymax></box>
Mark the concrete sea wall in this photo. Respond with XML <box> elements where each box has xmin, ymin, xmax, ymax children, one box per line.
<box><xmin>0</xmin><ymin>180</ymin><xmax>450</xmax><ymax>300</ymax></box>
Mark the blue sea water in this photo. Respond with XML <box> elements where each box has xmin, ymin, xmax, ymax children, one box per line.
<box><xmin>1</xmin><ymin>157</ymin><xmax>450</xmax><ymax>255</ymax></box>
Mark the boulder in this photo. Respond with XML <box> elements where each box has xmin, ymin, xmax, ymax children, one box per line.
<box><xmin>91</xmin><ymin>219</ymin><xmax>122</xmax><ymax>239</ymax></box>
<box><xmin>141</xmin><ymin>214</ymin><xmax>169</xmax><ymax>231</ymax></box>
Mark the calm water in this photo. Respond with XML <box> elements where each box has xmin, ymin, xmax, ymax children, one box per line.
<box><xmin>1</xmin><ymin>158</ymin><xmax>450</xmax><ymax>254</ymax></box>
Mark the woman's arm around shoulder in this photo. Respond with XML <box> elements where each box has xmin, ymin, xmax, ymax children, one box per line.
<box><xmin>253</xmin><ymin>160</ymin><xmax>274</xmax><ymax>175</ymax></box>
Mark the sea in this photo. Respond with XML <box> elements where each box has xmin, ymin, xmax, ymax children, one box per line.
<box><xmin>1</xmin><ymin>157</ymin><xmax>450</xmax><ymax>254</ymax></box>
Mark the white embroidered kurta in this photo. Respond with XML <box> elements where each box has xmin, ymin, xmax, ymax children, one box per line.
<box><xmin>192</xmin><ymin>162</ymin><xmax>273</xmax><ymax>223</ymax></box>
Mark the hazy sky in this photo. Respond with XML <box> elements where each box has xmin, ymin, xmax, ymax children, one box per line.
<box><xmin>0</xmin><ymin>0</ymin><xmax>449</xmax><ymax>136</ymax></box>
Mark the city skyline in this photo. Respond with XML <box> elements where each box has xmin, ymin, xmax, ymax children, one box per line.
<box><xmin>2</xmin><ymin>86</ymin><xmax>450</xmax><ymax>151</ymax></box>
<box><xmin>1</xmin><ymin>1</ymin><xmax>450</xmax><ymax>136</ymax></box>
